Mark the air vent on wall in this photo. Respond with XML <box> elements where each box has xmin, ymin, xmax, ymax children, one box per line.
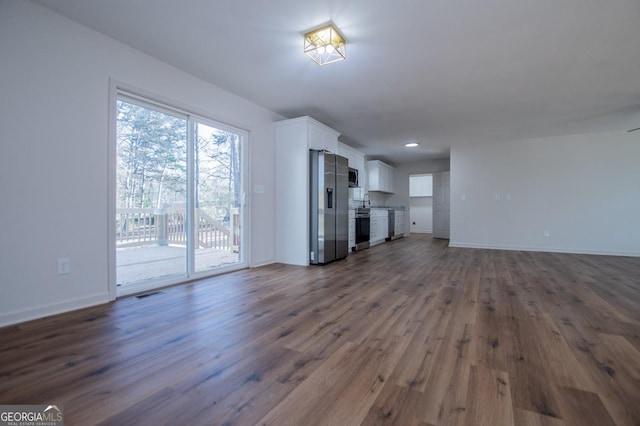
<box><xmin>135</xmin><ymin>291</ymin><xmax>163</xmax><ymax>299</ymax></box>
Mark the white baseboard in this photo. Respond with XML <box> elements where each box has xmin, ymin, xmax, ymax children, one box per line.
<box><xmin>0</xmin><ymin>293</ymin><xmax>111</xmax><ymax>328</ymax></box>
<box><xmin>250</xmin><ymin>259</ymin><xmax>276</xmax><ymax>268</ymax></box>
<box><xmin>448</xmin><ymin>242</ymin><xmax>640</xmax><ymax>257</ymax></box>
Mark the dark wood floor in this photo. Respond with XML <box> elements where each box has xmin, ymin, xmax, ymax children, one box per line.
<box><xmin>1</xmin><ymin>235</ymin><xmax>640</xmax><ymax>425</ymax></box>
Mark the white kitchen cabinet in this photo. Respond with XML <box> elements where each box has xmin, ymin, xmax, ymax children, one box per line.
<box><xmin>338</xmin><ymin>142</ymin><xmax>366</xmax><ymax>187</ymax></box>
<box><xmin>380</xmin><ymin>214</ymin><xmax>388</xmax><ymax>242</ymax></box>
<box><xmin>409</xmin><ymin>175</ymin><xmax>433</xmax><ymax>197</ymax></box>
<box><xmin>274</xmin><ymin>116</ymin><xmax>340</xmax><ymax>265</ymax></box>
<box><xmin>370</xmin><ymin>217</ymin><xmax>379</xmax><ymax>243</ymax></box>
<box><xmin>348</xmin><ymin>209</ymin><xmax>355</xmax><ymax>251</ymax></box>
<box><xmin>394</xmin><ymin>210</ymin><xmax>406</xmax><ymax>237</ymax></box>
<box><xmin>370</xmin><ymin>208</ymin><xmax>388</xmax><ymax>245</ymax></box>
<box><xmin>309</xmin><ymin>122</ymin><xmax>338</xmax><ymax>153</ymax></box>
<box><xmin>368</xmin><ymin>160</ymin><xmax>395</xmax><ymax>193</ymax></box>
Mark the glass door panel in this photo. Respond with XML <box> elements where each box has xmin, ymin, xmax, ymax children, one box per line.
<box><xmin>193</xmin><ymin>120</ymin><xmax>242</xmax><ymax>273</ymax></box>
<box><xmin>115</xmin><ymin>99</ymin><xmax>188</xmax><ymax>289</ymax></box>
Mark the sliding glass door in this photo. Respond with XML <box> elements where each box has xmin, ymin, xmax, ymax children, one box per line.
<box><xmin>114</xmin><ymin>93</ymin><xmax>246</xmax><ymax>295</ymax></box>
<box><xmin>193</xmin><ymin>120</ymin><xmax>242</xmax><ymax>273</ymax></box>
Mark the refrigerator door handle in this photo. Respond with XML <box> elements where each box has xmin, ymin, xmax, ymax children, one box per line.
<box><xmin>327</xmin><ymin>188</ymin><xmax>334</xmax><ymax>209</ymax></box>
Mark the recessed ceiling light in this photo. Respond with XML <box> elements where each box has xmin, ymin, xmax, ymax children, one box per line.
<box><xmin>405</xmin><ymin>142</ymin><xmax>419</xmax><ymax>147</ymax></box>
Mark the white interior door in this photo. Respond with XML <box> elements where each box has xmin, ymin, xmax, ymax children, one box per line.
<box><xmin>432</xmin><ymin>171</ymin><xmax>450</xmax><ymax>239</ymax></box>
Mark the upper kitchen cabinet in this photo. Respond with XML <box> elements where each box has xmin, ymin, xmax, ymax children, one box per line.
<box><xmin>273</xmin><ymin>116</ymin><xmax>340</xmax><ymax>266</ymax></box>
<box><xmin>308</xmin><ymin>119</ymin><xmax>339</xmax><ymax>153</ymax></box>
<box><xmin>409</xmin><ymin>174</ymin><xmax>433</xmax><ymax>197</ymax></box>
<box><xmin>367</xmin><ymin>160</ymin><xmax>395</xmax><ymax>193</ymax></box>
<box><xmin>337</xmin><ymin>142</ymin><xmax>366</xmax><ymax>185</ymax></box>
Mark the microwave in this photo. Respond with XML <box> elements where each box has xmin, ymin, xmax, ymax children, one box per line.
<box><xmin>348</xmin><ymin>167</ymin><xmax>359</xmax><ymax>187</ymax></box>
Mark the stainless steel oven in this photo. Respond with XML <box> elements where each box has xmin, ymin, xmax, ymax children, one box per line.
<box><xmin>355</xmin><ymin>207</ymin><xmax>370</xmax><ymax>250</ymax></box>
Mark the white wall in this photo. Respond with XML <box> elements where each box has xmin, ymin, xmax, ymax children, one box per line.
<box><xmin>383</xmin><ymin>160</ymin><xmax>449</xmax><ymax>234</ymax></box>
<box><xmin>410</xmin><ymin>197</ymin><xmax>433</xmax><ymax>233</ymax></box>
<box><xmin>0</xmin><ymin>1</ymin><xmax>282</xmax><ymax>326</ymax></box>
<box><xmin>386</xmin><ymin>159</ymin><xmax>450</xmax><ymax>206</ymax></box>
<box><xmin>450</xmin><ymin>131</ymin><xmax>640</xmax><ymax>256</ymax></box>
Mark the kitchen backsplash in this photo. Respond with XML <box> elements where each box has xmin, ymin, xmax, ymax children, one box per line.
<box><xmin>369</xmin><ymin>192</ymin><xmax>390</xmax><ymax>206</ymax></box>
<box><xmin>348</xmin><ymin>189</ymin><xmax>394</xmax><ymax>208</ymax></box>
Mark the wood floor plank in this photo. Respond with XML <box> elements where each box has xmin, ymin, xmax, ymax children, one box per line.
<box><xmin>388</xmin><ymin>306</ymin><xmax>452</xmax><ymax>391</ymax></box>
<box><xmin>531</xmin><ymin>311</ymin><xmax>596</xmax><ymax>391</ymax></box>
<box><xmin>513</xmin><ymin>408</ymin><xmax>566</xmax><ymax>426</ymax></box>
<box><xmin>502</xmin><ymin>307</ymin><xmax>564</xmax><ymax>420</ymax></box>
<box><xmin>464</xmin><ymin>365</ymin><xmax>514</xmax><ymax>426</ymax></box>
<box><xmin>361</xmin><ymin>384</ymin><xmax>433</xmax><ymax>426</ymax></box>
<box><xmin>555</xmin><ymin>386</ymin><xmax>616</xmax><ymax>426</ymax></box>
<box><xmin>0</xmin><ymin>235</ymin><xmax>638</xmax><ymax>425</ymax></box>
<box><xmin>416</xmin><ymin>321</ymin><xmax>473</xmax><ymax>425</ymax></box>
<box><xmin>258</xmin><ymin>337</ymin><xmax>405</xmax><ymax>426</ymax></box>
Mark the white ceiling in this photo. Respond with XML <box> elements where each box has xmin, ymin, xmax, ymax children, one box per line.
<box><xmin>34</xmin><ymin>0</ymin><xmax>640</xmax><ymax>164</ymax></box>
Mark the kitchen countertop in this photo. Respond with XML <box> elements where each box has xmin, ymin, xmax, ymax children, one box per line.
<box><xmin>370</xmin><ymin>205</ymin><xmax>406</xmax><ymax>210</ymax></box>
<box><xmin>349</xmin><ymin>205</ymin><xmax>406</xmax><ymax>210</ymax></box>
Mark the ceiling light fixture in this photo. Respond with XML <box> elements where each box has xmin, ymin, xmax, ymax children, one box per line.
<box><xmin>405</xmin><ymin>142</ymin><xmax>419</xmax><ymax>147</ymax></box>
<box><xmin>303</xmin><ymin>23</ymin><xmax>346</xmax><ymax>66</ymax></box>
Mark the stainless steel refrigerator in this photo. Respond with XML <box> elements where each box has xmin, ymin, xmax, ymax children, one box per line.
<box><xmin>309</xmin><ymin>150</ymin><xmax>349</xmax><ymax>264</ymax></box>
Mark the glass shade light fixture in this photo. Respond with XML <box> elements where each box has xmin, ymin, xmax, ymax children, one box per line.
<box><xmin>405</xmin><ymin>142</ymin><xmax>419</xmax><ymax>147</ymax></box>
<box><xmin>304</xmin><ymin>23</ymin><xmax>346</xmax><ymax>66</ymax></box>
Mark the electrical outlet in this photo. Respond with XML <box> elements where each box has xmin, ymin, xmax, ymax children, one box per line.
<box><xmin>506</xmin><ymin>194</ymin><xmax>512</xmax><ymax>201</ymax></box>
<box><xmin>495</xmin><ymin>194</ymin><xmax>500</xmax><ymax>201</ymax></box>
<box><xmin>543</xmin><ymin>230</ymin><xmax>549</xmax><ymax>238</ymax></box>
<box><xmin>57</xmin><ymin>258</ymin><xmax>70</xmax><ymax>275</ymax></box>
<box><xmin>461</xmin><ymin>194</ymin><xmax>466</xmax><ymax>201</ymax></box>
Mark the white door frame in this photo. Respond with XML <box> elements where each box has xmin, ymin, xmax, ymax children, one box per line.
<box><xmin>107</xmin><ymin>80</ymin><xmax>250</xmax><ymax>299</ymax></box>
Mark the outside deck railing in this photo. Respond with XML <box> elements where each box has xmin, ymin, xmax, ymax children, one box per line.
<box><xmin>116</xmin><ymin>208</ymin><xmax>239</xmax><ymax>251</ymax></box>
